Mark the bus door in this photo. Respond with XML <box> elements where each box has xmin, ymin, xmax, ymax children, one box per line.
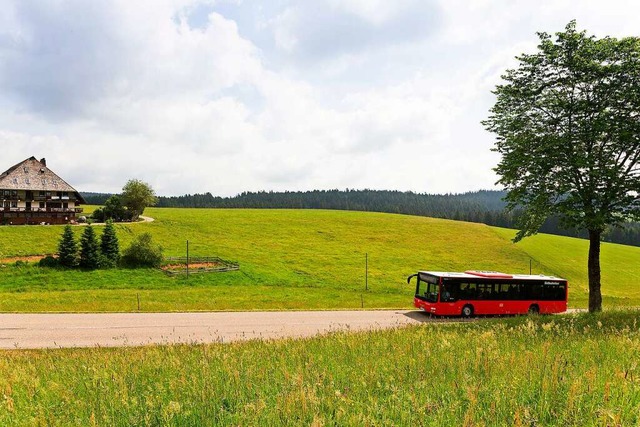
<box><xmin>440</xmin><ymin>281</ymin><xmax>461</xmax><ymax>315</ymax></box>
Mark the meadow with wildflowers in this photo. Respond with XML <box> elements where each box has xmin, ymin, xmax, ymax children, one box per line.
<box><xmin>0</xmin><ymin>311</ymin><xmax>639</xmax><ymax>425</ymax></box>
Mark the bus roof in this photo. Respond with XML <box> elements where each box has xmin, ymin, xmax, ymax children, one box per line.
<box><xmin>418</xmin><ymin>271</ymin><xmax>567</xmax><ymax>282</ymax></box>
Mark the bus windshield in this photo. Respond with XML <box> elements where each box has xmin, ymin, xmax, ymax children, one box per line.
<box><xmin>418</xmin><ymin>279</ymin><xmax>439</xmax><ymax>303</ymax></box>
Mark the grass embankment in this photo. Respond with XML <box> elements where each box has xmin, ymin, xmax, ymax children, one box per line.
<box><xmin>1</xmin><ymin>311</ymin><xmax>639</xmax><ymax>425</ymax></box>
<box><xmin>0</xmin><ymin>208</ymin><xmax>638</xmax><ymax>311</ymax></box>
<box><xmin>492</xmin><ymin>228</ymin><xmax>640</xmax><ymax>308</ymax></box>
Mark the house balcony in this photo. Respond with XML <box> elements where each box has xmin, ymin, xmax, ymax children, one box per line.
<box><xmin>1</xmin><ymin>207</ymin><xmax>83</xmax><ymax>213</ymax></box>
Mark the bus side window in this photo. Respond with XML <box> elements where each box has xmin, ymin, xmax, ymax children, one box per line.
<box><xmin>529</xmin><ymin>283</ymin><xmax>543</xmax><ymax>300</ymax></box>
<box><xmin>543</xmin><ymin>284</ymin><xmax>566</xmax><ymax>301</ymax></box>
<box><xmin>479</xmin><ymin>283</ymin><xmax>488</xmax><ymax>299</ymax></box>
<box><xmin>559</xmin><ymin>283</ymin><xmax>567</xmax><ymax>300</ymax></box>
<box><xmin>468</xmin><ymin>283</ymin><xmax>477</xmax><ymax>299</ymax></box>
<box><xmin>498</xmin><ymin>283</ymin><xmax>510</xmax><ymax>300</ymax></box>
<box><xmin>489</xmin><ymin>283</ymin><xmax>498</xmax><ymax>299</ymax></box>
<box><xmin>442</xmin><ymin>282</ymin><xmax>460</xmax><ymax>302</ymax></box>
<box><xmin>460</xmin><ymin>282</ymin><xmax>476</xmax><ymax>300</ymax></box>
<box><xmin>478</xmin><ymin>283</ymin><xmax>493</xmax><ymax>300</ymax></box>
<box><xmin>508</xmin><ymin>283</ymin><xmax>519</xmax><ymax>300</ymax></box>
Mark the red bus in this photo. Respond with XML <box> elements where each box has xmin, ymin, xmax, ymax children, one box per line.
<box><xmin>407</xmin><ymin>270</ymin><xmax>567</xmax><ymax>317</ymax></box>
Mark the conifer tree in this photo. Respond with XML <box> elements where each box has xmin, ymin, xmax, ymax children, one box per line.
<box><xmin>58</xmin><ymin>224</ymin><xmax>78</xmax><ymax>268</ymax></box>
<box><xmin>79</xmin><ymin>226</ymin><xmax>100</xmax><ymax>270</ymax></box>
<box><xmin>100</xmin><ymin>220</ymin><xmax>120</xmax><ymax>267</ymax></box>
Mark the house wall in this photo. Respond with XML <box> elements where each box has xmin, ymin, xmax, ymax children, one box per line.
<box><xmin>1</xmin><ymin>188</ymin><xmax>82</xmax><ymax>225</ymax></box>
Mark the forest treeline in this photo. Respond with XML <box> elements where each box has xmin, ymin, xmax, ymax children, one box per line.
<box><xmin>81</xmin><ymin>189</ymin><xmax>640</xmax><ymax>247</ymax></box>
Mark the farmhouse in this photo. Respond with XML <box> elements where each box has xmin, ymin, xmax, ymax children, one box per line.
<box><xmin>0</xmin><ymin>156</ymin><xmax>86</xmax><ymax>225</ymax></box>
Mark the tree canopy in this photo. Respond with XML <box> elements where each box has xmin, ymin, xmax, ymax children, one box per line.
<box><xmin>121</xmin><ymin>179</ymin><xmax>157</xmax><ymax>220</ymax></box>
<box><xmin>483</xmin><ymin>21</ymin><xmax>640</xmax><ymax>312</ymax></box>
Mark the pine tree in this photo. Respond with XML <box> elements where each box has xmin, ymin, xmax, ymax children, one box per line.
<box><xmin>58</xmin><ymin>225</ymin><xmax>78</xmax><ymax>268</ymax></box>
<box><xmin>100</xmin><ymin>220</ymin><xmax>120</xmax><ymax>267</ymax></box>
<box><xmin>79</xmin><ymin>226</ymin><xmax>100</xmax><ymax>270</ymax></box>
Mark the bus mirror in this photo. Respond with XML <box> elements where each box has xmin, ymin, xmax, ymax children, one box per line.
<box><xmin>407</xmin><ymin>273</ymin><xmax>418</xmax><ymax>284</ymax></box>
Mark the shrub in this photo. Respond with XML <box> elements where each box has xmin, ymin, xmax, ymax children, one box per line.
<box><xmin>91</xmin><ymin>208</ymin><xmax>105</xmax><ymax>223</ymax></box>
<box><xmin>120</xmin><ymin>233</ymin><xmax>163</xmax><ymax>268</ymax></box>
<box><xmin>92</xmin><ymin>196</ymin><xmax>133</xmax><ymax>223</ymax></box>
<box><xmin>39</xmin><ymin>256</ymin><xmax>59</xmax><ymax>268</ymax></box>
<box><xmin>58</xmin><ymin>225</ymin><xmax>78</xmax><ymax>268</ymax></box>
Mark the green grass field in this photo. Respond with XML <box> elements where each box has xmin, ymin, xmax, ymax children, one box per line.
<box><xmin>1</xmin><ymin>311</ymin><xmax>639</xmax><ymax>425</ymax></box>
<box><xmin>0</xmin><ymin>207</ymin><xmax>638</xmax><ymax>311</ymax></box>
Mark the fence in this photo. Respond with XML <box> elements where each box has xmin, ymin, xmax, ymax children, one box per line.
<box><xmin>163</xmin><ymin>256</ymin><xmax>240</xmax><ymax>275</ymax></box>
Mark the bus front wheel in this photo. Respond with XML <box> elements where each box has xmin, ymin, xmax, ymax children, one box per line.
<box><xmin>528</xmin><ymin>304</ymin><xmax>540</xmax><ymax>315</ymax></box>
<box><xmin>461</xmin><ymin>305</ymin><xmax>474</xmax><ymax>318</ymax></box>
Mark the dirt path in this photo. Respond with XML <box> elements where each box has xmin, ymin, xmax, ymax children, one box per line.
<box><xmin>77</xmin><ymin>215</ymin><xmax>155</xmax><ymax>226</ymax></box>
<box><xmin>0</xmin><ymin>310</ymin><xmax>432</xmax><ymax>349</ymax></box>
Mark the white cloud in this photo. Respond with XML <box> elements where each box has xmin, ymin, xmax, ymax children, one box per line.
<box><xmin>1</xmin><ymin>0</ymin><xmax>639</xmax><ymax>196</ymax></box>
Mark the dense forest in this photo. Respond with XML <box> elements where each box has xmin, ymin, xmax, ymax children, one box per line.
<box><xmin>81</xmin><ymin>189</ymin><xmax>640</xmax><ymax>247</ymax></box>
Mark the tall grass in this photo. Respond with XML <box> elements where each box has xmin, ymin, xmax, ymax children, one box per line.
<box><xmin>1</xmin><ymin>311</ymin><xmax>639</xmax><ymax>425</ymax></box>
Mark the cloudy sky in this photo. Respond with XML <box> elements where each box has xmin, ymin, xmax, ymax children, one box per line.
<box><xmin>1</xmin><ymin>0</ymin><xmax>638</xmax><ymax>196</ymax></box>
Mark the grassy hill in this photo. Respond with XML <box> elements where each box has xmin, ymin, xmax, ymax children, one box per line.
<box><xmin>0</xmin><ymin>207</ymin><xmax>638</xmax><ymax>311</ymax></box>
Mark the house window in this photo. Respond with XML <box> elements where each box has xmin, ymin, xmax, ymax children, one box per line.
<box><xmin>25</xmin><ymin>178</ymin><xmax>30</xmax><ymax>185</ymax></box>
<box><xmin>39</xmin><ymin>191</ymin><xmax>45</xmax><ymax>197</ymax></box>
<box><xmin>23</xmin><ymin>167</ymin><xmax>28</xmax><ymax>173</ymax></box>
<box><xmin>11</xmin><ymin>190</ymin><xmax>17</xmax><ymax>197</ymax></box>
<box><xmin>12</xmin><ymin>178</ymin><xmax>18</xmax><ymax>184</ymax></box>
<box><xmin>39</xmin><ymin>202</ymin><xmax>45</xmax><ymax>209</ymax></box>
<box><xmin>46</xmin><ymin>191</ymin><xmax>51</xmax><ymax>197</ymax></box>
<box><xmin>3</xmin><ymin>190</ymin><xmax>9</xmax><ymax>197</ymax></box>
<box><xmin>10</xmin><ymin>201</ymin><xmax>17</xmax><ymax>208</ymax></box>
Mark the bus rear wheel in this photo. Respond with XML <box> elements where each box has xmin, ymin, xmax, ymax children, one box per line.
<box><xmin>461</xmin><ymin>305</ymin><xmax>474</xmax><ymax>318</ymax></box>
<box><xmin>528</xmin><ymin>304</ymin><xmax>540</xmax><ymax>315</ymax></box>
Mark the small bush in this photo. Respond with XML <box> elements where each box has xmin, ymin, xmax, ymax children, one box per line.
<box><xmin>120</xmin><ymin>233</ymin><xmax>163</xmax><ymax>268</ymax></box>
<box><xmin>91</xmin><ymin>208</ymin><xmax>105</xmax><ymax>223</ymax></box>
<box><xmin>14</xmin><ymin>260</ymin><xmax>27</xmax><ymax>268</ymax></box>
<box><xmin>39</xmin><ymin>256</ymin><xmax>59</xmax><ymax>268</ymax></box>
<box><xmin>93</xmin><ymin>196</ymin><xmax>134</xmax><ymax>223</ymax></box>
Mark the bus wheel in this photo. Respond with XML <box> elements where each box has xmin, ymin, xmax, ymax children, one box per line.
<box><xmin>461</xmin><ymin>305</ymin><xmax>474</xmax><ymax>318</ymax></box>
<box><xmin>528</xmin><ymin>304</ymin><xmax>540</xmax><ymax>315</ymax></box>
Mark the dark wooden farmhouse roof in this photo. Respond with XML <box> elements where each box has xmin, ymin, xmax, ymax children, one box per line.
<box><xmin>0</xmin><ymin>156</ymin><xmax>86</xmax><ymax>203</ymax></box>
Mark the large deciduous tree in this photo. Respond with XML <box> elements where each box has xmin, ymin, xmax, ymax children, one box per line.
<box><xmin>122</xmin><ymin>179</ymin><xmax>157</xmax><ymax>220</ymax></box>
<box><xmin>483</xmin><ymin>21</ymin><xmax>640</xmax><ymax>312</ymax></box>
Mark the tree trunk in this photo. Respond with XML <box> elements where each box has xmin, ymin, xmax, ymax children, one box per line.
<box><xmin>588</xmin><ymin>228</ymin><xmax>602</xmax><ymax>312</ymax></box>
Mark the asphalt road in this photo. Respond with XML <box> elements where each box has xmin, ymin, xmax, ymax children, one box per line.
<box><xmin>0</xmin><ymin>310</ymin><xmax>430</xmax><ymax>349</ymax></box>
